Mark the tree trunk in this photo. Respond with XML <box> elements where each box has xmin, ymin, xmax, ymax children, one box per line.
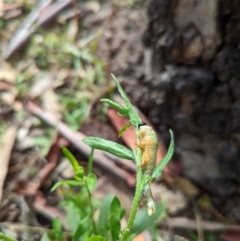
<box><xmin>132</xmin><ymin>0</ymin><xmax>240</xmax><ymax>221</ymax></box>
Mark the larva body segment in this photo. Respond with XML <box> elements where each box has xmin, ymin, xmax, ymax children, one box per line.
<box><xmin>137</xmin><ymin>123</ymin><xmax>158</xmax><ymax>215</ymax></box>
<box><xmin>138</xmin><ymin>125</ymin><xmax>158</xmax><ymax>176</ymax></box>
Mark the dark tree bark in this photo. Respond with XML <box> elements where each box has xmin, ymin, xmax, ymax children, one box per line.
<box><xmin>129</xmin><ymin>0</ymin><xmax>240</xmax><ymax>221</ymax></box>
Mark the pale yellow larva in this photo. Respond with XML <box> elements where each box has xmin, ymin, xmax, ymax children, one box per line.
<box><xmin>137</xmin><ymin>122</ymin><xmax>158</xmax><ymax>215</ymax></box>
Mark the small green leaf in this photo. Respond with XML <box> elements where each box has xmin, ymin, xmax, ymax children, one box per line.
<box><xmin>118</xmin><ymin>124</ymin><xmax>131</xmax><ymax>137</ymax></box>
<box><xmin>64</xmin><ymin>202</ymin><xmax>81</xmax><ymax>233</ymax></box>
<box><xmin>82</xmin><ymin>137</ymin><xmax>134</xmax><ymax>160</ymax></box>
<box><xmin>100</xmin><ymin>98</ymin><xmax>129</xmax><ymax>117</ymax></box>
<box><xmin>97</xmin><ymin>194</ymin><xmax>115</xmax><ymax>235</ymax></box>
<box><xmin>52</xmin><ymin>217</ymin><xmax>63</xmax><ymax>241</ymax></box>
<box><xmin>131</xmin><ymin>205</ymin><xmax>166</xmax><ymax>236</ymax></box>
<box><xmin>152</xmin><ymin>129</ymin><xmax>174</xmax><ymax>178</ymax></box>
<box><xmin>108</xmin><ymin>196</ymin><xmax>123</xmax><ymax>241</ymax></box>
<box><xmin>86</xmin><ymin>235</ymin><xmax>108</xmax><ymax>241</ymax></box>
<box><xmin>110</xmin><ymin>196</ymin><xmax>122</xmax><ymax>215</ymax></box>
<box><xmin>73</xmin><ymin>215</ymin><xmax>89</xmax><ymax>240</ymax></box>
<box><xmin>51</xmin><ymin>180</ymin><xmax>84</xmax><ymax>192</ymax></box>
<box><xmin>111</xmin><ymin>74</ymin><xmax>141</xmax><ymax>128</ymax></box>
<box><xmin>62</xmin><ymin>147</ymin><xmax>79</xmax><ymax>173</ymax></box>
<box><xmin>75</xmin><ymin>166</ymin><xmax>85</xmax><ymax>180</ymax></box>
<box><xmin>86</xmin><ymin>173</ymin><xmax>97</xmax><ymax>193</ymax></box>
<box><xmin>131</xmin><ymin>147</ymin><xmax>138</xmax><ymax>160</ymax></box>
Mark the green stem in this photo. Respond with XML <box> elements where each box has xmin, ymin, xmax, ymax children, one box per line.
<box><xmin>85</xmin><ymin>180</ymin><xmax>97</xmax><ymax>234</ymax></box>
<box><xmin>121</xmin><ymin>162</ymin><xmax>143</xmax><ymax>241</ymax></box>
<box><xmin>0</xmin><ymin>233</ymin><xmax>18</xmax><ymax>241</ymax></box>
<box><xmin>88</xmin><ymin>148</ymin><xmax>94</xmax><ymax>174</ymax></box>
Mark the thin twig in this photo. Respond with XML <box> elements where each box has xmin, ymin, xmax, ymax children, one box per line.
<box><xmin>160</xmin><ymin>217</ymin><xmax>240</xmax><ymax>232</ymax></box>
<box><xmin>0</xmin><ymin>222</ymin><xmax>71</xmax><ymax>237</ymax></box>
<box><xmin>71</xmin><ymin>0</ymin><xmax>80</xmax><ymax>39</ymax></box>
<box><xmin>193</xmin><ymin>202</ymin><xmax>204</xmax><ymax>241</ymax></box>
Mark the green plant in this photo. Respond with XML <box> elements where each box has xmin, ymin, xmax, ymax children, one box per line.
<box><xmin>52</xmin><ymin>75</ymin><xmax>174</xmax><ymax>241</ymax></box>
<box><xmin>0</xmin><ymin>75</ymin><xmax>174</xmax><ymax>241</ymax></box>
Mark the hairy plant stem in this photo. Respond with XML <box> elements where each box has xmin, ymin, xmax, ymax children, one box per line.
<box><xmin>121</xmin><ymin>154</ymin><xmax>143</xmax><ymax>241</ymax></box>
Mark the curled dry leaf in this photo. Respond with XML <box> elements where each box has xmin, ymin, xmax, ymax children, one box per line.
<box><xmin>0</xmin><ymin>125</ymin><xmax>17</xmax><ymax>201</ymax></box>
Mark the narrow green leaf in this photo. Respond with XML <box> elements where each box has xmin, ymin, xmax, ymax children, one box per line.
<box><xmin>86</xmin><ymin>235</ymin><xmax>108</xmax><ymax>241</ymax></box>
<box><xmin>97</xmin><ymin>194</ymin><xmax>115</xmax><ymax>234</ymax></box>
<box><xmin>51</xmin><ymin>180</ymin><xmax>84</xmax><ymax>192</ymax></box>
<box><xmin>61</xmin><ymin>147</ymin><xmax>79</xmax><ymax>173</ymax></box>
<box><xmin>52</xmin><ymin>217</ymin><xmax>63</xmax><ymax>241</ymax></box>
<box><xmin>111</xmin><ymin>74</ymin><xmax>141</xmax><ymax>128</ymax></box>
<box><xmin>152</xmin><ymin>129</ymin><xmax>174</xmax><ymax>178</ymax></box>
<box><xmin>86</xmin><ymin>173</ymin><xmax>97</xmax><ymax>193</ymax></box>
<box><xmin>88</xmin><ymin>148</ymin><xmax>94</xmax><ymax>174</ymax></box>
<box><xmin>75</xmin><ymin>166</ymin><xmax>85</xmax><ymax>180</ymax></box>
<box><xmin>110</xmin><ymin>220</ymin><xmax>120</xmax><ymax>241</ymax></box>
<box><xmin>118</xmin><ymin>124</ymin><xmax>131</xmax><ymax>137</ymax></box>
<box><xmin>79</xmin><ymin>49</ymin><xmax>93</xmax><ymax>63</ymax></box>
<box><xmin>130</xmin><ymin>205</ymin><xmax>166</xmax><ymax>236</ymax></box>
<box><xmin>82</xmin><ymin>137</ymin><xmax>134</xmax><ymax>160</ymax></box>
<box><xmin>109</xmin><ymin>196</ymin><xmax>122</xmax><ymax>218</ymax></box>
<box><xmin>73</xmin><ymin>215</ymin><xmax>89</xmax><ymax>240</ymax></box>
<box><xmin>63</xmin><ymin>202</ymin><xmax>81</xmax><ymax>233</ymax></box>
<box><xmin>108</xmin><ymin>196</ymin><xmax>122</xmax><ymax>241</ymax></box>
<box><xmin>100</xmin><ymin>98</ymin><xmax>129</xmax><ymax>117</ymax></box>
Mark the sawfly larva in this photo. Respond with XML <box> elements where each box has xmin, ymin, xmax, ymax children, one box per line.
<box><xmin>137</xmin><ymin>122</ymin><xmax>158</xmax><ymax>215</ymax></box>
